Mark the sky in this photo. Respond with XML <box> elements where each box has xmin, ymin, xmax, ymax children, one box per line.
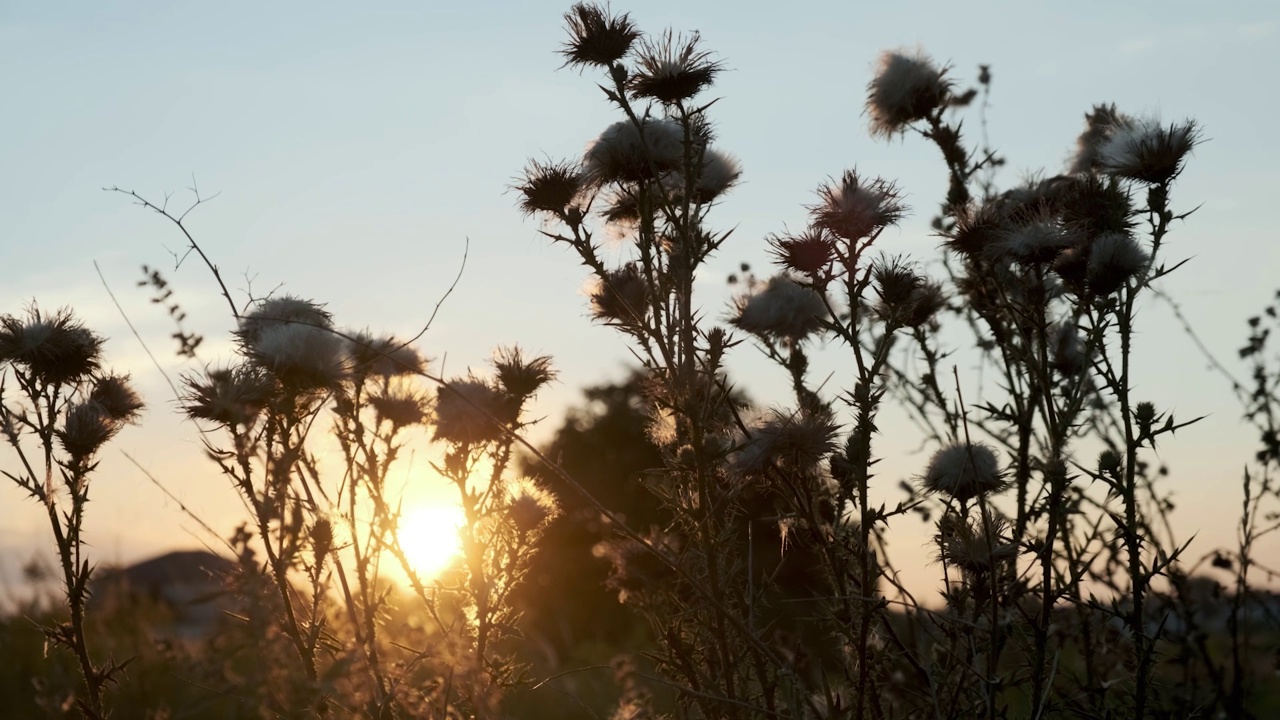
<box><xmin>1</xmin><ymin>0</ymin><xmax>1278</xmax><ymax>594</ymax></box>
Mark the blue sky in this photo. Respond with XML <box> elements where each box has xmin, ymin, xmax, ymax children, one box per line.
<box><xmin>1</xmin><ymin>0</ymin><xmax>1277</xmax><ymax>589</ymax></box>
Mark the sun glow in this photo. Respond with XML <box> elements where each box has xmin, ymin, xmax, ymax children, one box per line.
<box><xmin>397</xmin><ymin>504</ymin><xmax>466</xmax><ymax>580</ymax></box>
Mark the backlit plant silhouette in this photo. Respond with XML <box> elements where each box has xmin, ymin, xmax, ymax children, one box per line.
<box><xmin>4</xmin><ymin>3</ymin><xmax>1277</xmax><ymax>719</ymax></box>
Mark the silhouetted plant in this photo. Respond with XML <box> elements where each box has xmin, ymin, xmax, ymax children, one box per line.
<box><xmin>511</xmin><ymin>4</ymin><xmax>1217</xmax><ymax>719</ymax></box>
<box><xmin>8</xmin><ymin>3</ymin><xmax>1277</xmax><ymax>719</ymax></box>
<box><xmin>0</xmin><ymin>305</ymin><xmax>142</xmax><ymax>717</ymax></box>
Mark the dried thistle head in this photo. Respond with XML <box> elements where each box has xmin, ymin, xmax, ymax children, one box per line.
<box><xmin>58</xmin><ymin>402</ymin><xmax>119</xmax><ymax>464</ymax></box>
<box><xmin>589</xmin><ymin>263</ymin><xmax>649</xmax><ymax>325</ymax></box>
<box><xmin>666</xmin><ymin>147</ymin><xmax>741</xmax><ymax>204</ymax></box>
<box><xmin>1069</xmin><ymin>103</ymin><xmax>1129</xmax><ymax>175</ymax></box>
<box><xmin>237</xmin><ymin>295</ymin><xmax>332</xmax><ymax>346</ymax></box>
<box><xmin>347</xmin><ymin>332</ymin><xmax>426</xmax><ymax>379</ymax></box>
<box><xmin>507</xmin><ymin>479</ymin><xmax>560</xmax><ymax>533</ymax></box>
<box><xmin>310</xmin><ymin>518</ymin><xmax>333</xmax><ymax>565</ymax></box>
<box><xmin>921</xmin><ymin>442</ymin><xmax>1005</xmax><ymax>502</ymax></box>
<box><xmin>368</xmin><ymin>387</ymin><xmax>429</xmax><ymax>429</ymax></box>
<box><xmin>434</xmin><ymin>377</ymin><xmax>512</xmax><ymax>445</ymax></box>
<box><xmin>1087</xmin><ymin>232</ymin><xmax>1149</xmax><ymax>296</ymax></box>
<box><xmin>1099</xmin><ymin>117</ymin><xmax>1200</xmax><ymax>184</ymax></box>
<box><xmin>492</xmin><ymin>345</ymin><xmax>556</xmax><ymax>400</ymax></box>
<box><xmin>1052</xmin><ymin>243</ymin><xmax>1091</xmax><ymax>296</ymax></box>
<box><xmin>872</xmin><ymin>258</ymin><xmax>922</xmax><ymax>319</ymax></box>
<box><xmin>991</xmin><ymin>214</ymin><xmax>1080</xmax><ymax>266</ymax></box>
<box><xmin>731</xmin><ymin>275</ymin><xmax>828</xmax><ymax>342</ymax></box>
<box><xmin>867</xmin><ymin>49</ymin><xmax>952</xmax><ymax>137</ymax></box>
<box><xmin>180</xmin><ymin>365</ymin><xmax>276</xmax><ymax>428</ymax></box>
<box><xmin>629</xmin><ymin>30</ymin><xmax>723</xmax><ymax>104</ymax></box>
<box><xmin>592</xmin><ymin>528</ymin><xmax>681</xmax><ymax>604</ymax></box>
<box><xmin>944</xmin><ymin>202</ymin><xmax>1010</xmax><ymax>259</ymax></box>
<box><xmin>1050</xmin><ymin>322</ymin><xmax>1088</xmax><ymax>376</ymax></box>
<box><xmin>513</xmin><ymin>158</ymin><xmax>584</xmax><ymax>218</ymax></box>
<box><xmin>1056</xmin><ymin>174</ymin><xmax>1134</xmax><ymax>239</ymax></box>
<box><xmin>560</xmin><ymin>2</ymin><xmax>640</xmax><ymax>70</ymax></box>
<box><xmin>937</xmin><ymin>513</ymin><xmax>1016</xmax><ymax>573</ymax></box>
<box><xmin>0</xmin><ymin>306</ymin><xmax>103</xmax><ymax>385</ymax></box>
<box><xmin>249</xmin><ymin>324</ymin><xmax>350</xmax><ymax>390</ymax></box>
<box><xmin>768</xmin><ymin>228</ymin><xmax>837</xmax><ymax>278</ymax></box>
<box><xmin>88</xmin><ymin>374</ymin><xmax>144</xmax><ymax>423</ymax></box>
<box><xmin>732</xmin><ymin>408</ymin><xmax>840</xmax><ymax>479</ymax></box>
<box><xmin>582</xmin><ymin>118</ymin><xmax>687</xmax><ymax>187</ymax></box>
<box><xmin>903</xmin><ymin>280</ymin><xmax>946</xmax><ymax>328</ymax></box>
<box><xmin>810</xmin><ymin>170</ymin><xmax>906</xmax><ymax>243</ymax></box>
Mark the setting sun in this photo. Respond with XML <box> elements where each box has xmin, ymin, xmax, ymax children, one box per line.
<box><xmin>397</xmin><ymin>504</ymin><xmax>466</xmax><ymax>580</ymax></box>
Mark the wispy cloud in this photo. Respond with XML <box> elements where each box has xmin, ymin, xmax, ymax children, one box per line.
<box><xmin>1116</xmin><ymin>36</ymin><xmax>1158</xmax><ymax>58</ymax></box>
<box><xmin>1237</xmin><ymin>20</ymin><xmax>1276</xmax><ymax>40</ymax></box>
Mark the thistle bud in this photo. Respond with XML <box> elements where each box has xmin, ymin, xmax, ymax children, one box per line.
<box><xmin>310</xmin><ymin>519</ymin><xmax>333</xmax><ymax>565</ymax></box>
<box><xmin>1098</xmin><ymin>449</ymin><xmax>1122</xmax><ymax>475</ymax></box>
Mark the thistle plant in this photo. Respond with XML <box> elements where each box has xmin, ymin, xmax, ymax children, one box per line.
<box><xmin>4</xmin><ymin>4</ymin><xmax>1261</xmax><ymax>718</ymax></box>
<box><xmin>0</xmin><ymin>305</ymin><xmax>143</xmax><ymax>718</ymax></box>
<box><xmin>515</xmin><ymin>5</ymin><xmax>1213</xmax><ymax>719</ymax></box>
<box><xmin>173</xmin><ymin>299</ymin><xmax>563</xmax><ymax>716</ymax></box>
<box><xmin>100</xmin><ymin>178</ymin><xmax>565</xmax><ymax>718</ymax></box>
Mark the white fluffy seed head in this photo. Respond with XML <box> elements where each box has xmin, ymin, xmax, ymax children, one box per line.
<box><xmin>867</xmin><ymin>49</ymin><xmax>952</xmax><ymax>137</ymax></box>
<box><xmin>811</xmin><ymin>170</ymin><xmax>906</xmax><ymax>242</ymax></box>
<box><xmin>1087</xmin><ymin>232</ymin><xmax>1149</xmax><ymax>295</ymax></box>
<box><xmin>732</xmin><ymin>276</ymin><xmax>828</xmax><ymax>341</ymax></box>
<box><xmin>251</xmin><ymin>324</ymin><xmax>350</xmax><ymax>389</ymax></box>
<box><xmin>238</xmin><ymin>296</ymin><xmax>333</xmax><ymax>346</ymax></box>
<box><xmin>991</xmin><ymin>217</ymin><xmax>1078</xmax><ymax>265</ymax></box>
<box><xmin>582</xmin><ymin>118</ymin><xmax>687</xmax><ymax>187</ymax></box>
<box><xmin>1098</xmin><ymin>117</ymin><xmax>1199</xmax><ymax>184</ymax></box>
<box><xmin>922</xmin><ymin>442</ymin><xmax>1005</xmax><ymax>501</ymax></box>
<box><xmin>434</xmin><ymin>378</ymin><xmax>511</xmax><ymax>445</ymax></box>
<box><xmin>693</xmin><ymin>148</ymin><xmax>741</xmax><ymax>202</ymax></box>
